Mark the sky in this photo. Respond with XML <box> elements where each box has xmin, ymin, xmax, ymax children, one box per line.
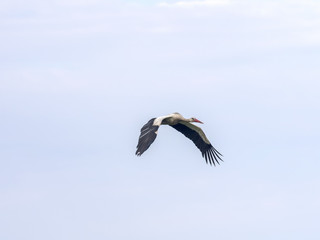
<box><xmin>1</xmin><ymin>0</ymin><xmax>320</xmax><ymax>239</ymax></box>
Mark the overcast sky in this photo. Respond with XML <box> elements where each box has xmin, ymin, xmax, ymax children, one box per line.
<box><xmin>1</xmin><ymin>0</ymin><xmax>320</xmax><ymax>239</ymax></box>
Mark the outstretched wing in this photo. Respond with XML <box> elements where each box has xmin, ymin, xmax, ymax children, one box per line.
<box><xmin>170</xmin><ymin>122</ymin><xmax>223</xmax><ymax>166</ymax></box>
<box><xmin>136</xmin><ymin>118</ymin><xmax>159</xmax><ymax>156</ymax></box>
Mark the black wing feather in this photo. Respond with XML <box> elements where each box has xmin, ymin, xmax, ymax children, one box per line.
<box><xmin>170</xmin><ymin>123</ymin><xmax>223</xmax><ymax>166</ymax></box>
<box><xmin>136</xmin><ymin>118</ymin><xmax>159</xmax><ymax>156</ymax></box>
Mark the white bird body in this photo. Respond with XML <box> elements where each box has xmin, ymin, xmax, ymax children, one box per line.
<box><xmin>136</xmin><ymin>112</ymin><xmax>222</xmax><ymax>166</ymax></box>
<box><xmin>153</xmin><ymin>112</ymin><xmax>185</xmax><ymax>126</ymax></box>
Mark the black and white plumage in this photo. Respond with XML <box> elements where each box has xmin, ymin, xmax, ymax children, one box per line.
<box><xmin>135</xmin><ymin>112</ymin><xmax>223</xmax><ymax>166</ymax></box>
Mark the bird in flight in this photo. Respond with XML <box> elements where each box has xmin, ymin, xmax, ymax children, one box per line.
<box><xmin>136</xmin><ymin>112</ymin><xmax>223</xmax><ymax>166</ymax></box>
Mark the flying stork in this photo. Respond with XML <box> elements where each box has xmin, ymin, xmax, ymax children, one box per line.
<box><xmin>135</xmin><ymin>112</ymin><xmax>223</xmax><ymax>166</ymax></box>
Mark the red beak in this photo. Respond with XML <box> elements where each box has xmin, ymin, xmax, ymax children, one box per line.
<box><xmin>194</xmin><ymin>119</ymin><xmax>203</xmax><ymax>124</ymax></box>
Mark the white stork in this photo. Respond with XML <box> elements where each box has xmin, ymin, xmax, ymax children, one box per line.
<box><xmin>136</xmin><ymin>112</ymin><xmax>223</xmax><ymax>166</ymax></box>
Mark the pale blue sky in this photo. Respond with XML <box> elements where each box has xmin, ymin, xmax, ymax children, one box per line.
<box><xmin>1</xmin><ymin>0</ymin><xmax>320</xmax><ymax>239</ymax></box>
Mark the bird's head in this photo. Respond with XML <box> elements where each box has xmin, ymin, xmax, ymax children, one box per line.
<box><xmin>191</xmin><ymin>117</ymin><xmax>203</xmax><ymax>124</ymax></box>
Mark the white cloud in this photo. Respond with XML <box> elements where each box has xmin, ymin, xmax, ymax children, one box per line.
<box><xmin>158</xmin><ymin>0</ymin><xmax>230</xmax><ymax>8</ymax></box>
